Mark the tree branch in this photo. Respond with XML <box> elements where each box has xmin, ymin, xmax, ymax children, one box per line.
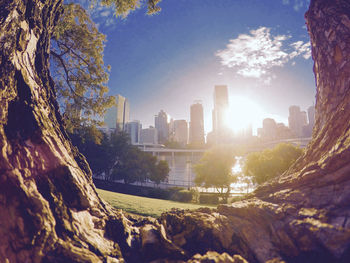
<box><xmin>51</xmin><ymin>50</ymin><xmax>87</xmax><ymax>102</ymax></box>
<box><xmin>56</xmin><ymin>39</ymin><xmax>91</xmax><ymax>66</ymax></box>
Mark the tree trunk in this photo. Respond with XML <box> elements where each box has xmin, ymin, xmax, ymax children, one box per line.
<box><xmin>0</xmin><ymin>1</ymin><xmax>128</xmax><ymax>262</ymax></box>
<box><xmin>1</xmin><ymin>0</ymin><xmax>350</xmax><ymax>262</ymax></box>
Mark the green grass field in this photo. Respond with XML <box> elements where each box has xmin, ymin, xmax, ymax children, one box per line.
<box><xmin>97</xmin><ymin>189</ymin><xmax>215</xmax><ymax>218</ymax></box>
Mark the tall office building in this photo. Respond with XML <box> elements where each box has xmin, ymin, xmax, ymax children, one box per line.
<box><xmin>104</xmin><ymin>94</ymin><xmax>129</xmax><ymax>131</ymax></box>
<box><xmin>212</xmin><ymin>85</ymin><xmax>229</xmax><ymax>133</ymax></box>
<box><xmin>189</xmin><ymin>101</ymin><xmax>205</xmax><ymax>145</ymax></box>
<box><xmin>104</xmin><ymin>106</ymin><xmax>117</xmax><ymax>130</ymax></box>
<box><xmin>288</xmin><ymin>105</ymin><xmax>307</xmax><ymax>137</ymax></box>
<box><xmin>302</xmin><ymin>105</ymin><xmax>316</xmax><ymax>137</ymax></box>
<box><xmin>116</xmin><ymin>95</ymin><xmax>129</xmax><ymax>131</ymax></box>
<box><xmin>301</xmin><ymin>111</ymin><xmax>308</xmax><ymax>126</ymax></box>
<box><xmin>140</xmin><ymin>127</ymin><xmax>158</xmax><ymax>145</ymax></box>
<box><xmin>173</xmin><ymin>120</ymin><xmax>188</xmax><ymax>146</ymax></box>
<box><xmin>261</xmin><ymin>118</ymin><xmax>277</xmax><ymax>140</ymax></box>
<box><xmin>168</xmin><ymin>118</ymin><xmax>175</xmax><ymax>141</ymax></box>
<box><xmin>125</xmin><ymin>120</ymin><xmax>142</xmax><ymax>145</ymax></box>
<box><xmin>155</xmin><ymin>110</ymin><xmax>169</xmax><ymax>143</ymax></box>
<box><xmin>210</xmin><ymin>85</ymin><xmax>230</xmax><ymax>144</ymax></box>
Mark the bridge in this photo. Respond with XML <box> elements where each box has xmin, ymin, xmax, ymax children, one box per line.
<box><xmin>138</xmin><ymin>137</ymin><xmax>312</xmax><ymax>156</ymax></box>
<box><xmin>134</xmin><ymin>137</ymin><xmax>312</xmax><ymax>189</ymax></box>
<box><xmin>140</xmin><ymin>147</ymin><xmax>205</xmax><ymax>156</ymax></box>
<box><xmin>246</xmin><ymin>137</ymin><xmax>312</xmax><ymax>153</ymax></box>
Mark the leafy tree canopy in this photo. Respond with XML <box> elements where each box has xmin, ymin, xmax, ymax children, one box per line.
<box><xmin>99</xmin><ymin>0</ymin><xmax>162</xmax><ymax>17</ymax></box>
<box><xmin>51</xmin><ymin>3</ymin><xmax>115</xmax><ymax>134</ymax></box>
<box><xmin>243</xmin><ymin>143</ymin><xmax>303</xmax><ymax>185</ymax></box>
<box><xmin>71</xmin><ymin>130</ymin><xmax>169</xmax><ymax>184</ymax></box>
<box><xmin>194</xmin><ymin>147</ymin><xmax>236</xmax><ymax>201</ymax></box>
<box><xmin>151</xmin><ymin>160</ymin><xmax>170</xmax><ymax>184</ymax></box>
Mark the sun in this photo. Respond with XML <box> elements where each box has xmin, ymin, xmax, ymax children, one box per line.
<box><xmin>224</xmin><ymin>96</ymin><xmax>264</xmax><ymax>134</ymax></box>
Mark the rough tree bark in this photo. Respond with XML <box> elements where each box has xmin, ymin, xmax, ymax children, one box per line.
<box><xmin>0</xmin><ymin>0</ymin><xmax>349</xmax><ymax>262</ymax></box>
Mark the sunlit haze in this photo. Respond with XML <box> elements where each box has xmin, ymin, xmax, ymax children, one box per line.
<box><xmin>225</xmin><ymin>96</ymin><xmax>264</xmax><ymax>135</ymax></box>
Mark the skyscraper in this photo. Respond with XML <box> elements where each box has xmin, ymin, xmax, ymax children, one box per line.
<box><xmin>125</xmin><ymin>120</ymin><xmax>142</xmax><ymax>145</ymax></box>
<box><xmin>302</xmin><ymin>105</ymin><xmax>316</xmax><ymax>137</ymax></box>
<box><xmin>155</xmin><ymin>110</ymin><xmax>169</xmax><ymax>143</ymax></box>
<box><xmin>140</xmin><ymin>127</ymin><xmax>158</xmax><ymax>145</ymax></box>
<box><xmin>288</xmin><ymin>105</ymin><xmax>306</xmax><ymax>137</ymax></box>
<box><xmin>189</xmin><ymin>101</ymin><xmax>205</xmax><ymax>145</ymax></box>
<box><xmin>104</xmin><ymin>106</ymin><xmax>116</xmax><ymax>130</ymax></box>
<box><xmin>116</xmin><ymin>95</ymin><xmax>129</xmax><ymax>131</ymax></box>
<box><xmin>262</xmin><ymin>118</ymin><xmax>277</xmax><ymax>141</ymax></box>
<box><xmin>104</xmin><ymin>94</ymin><xmax>129</xmax><ymax>131</ymax></box>
<box><xmin>212</xmin><ymin>85</ymin><xmax>229</xmax><ymax>134</ymax></box>
<box><xmin>168</xmin><ymin>118</ymin><xmax>175</xmax><ymax>141</ymax></box>
<box><xmin>301</xmin><ymin>111</ymin><xmax>308</xmax><ymax>126</ymax></box>
<box><xmin>173</xmin><ymin>120</ymin><xmax>188</xmax><ymax>146</ymax></box>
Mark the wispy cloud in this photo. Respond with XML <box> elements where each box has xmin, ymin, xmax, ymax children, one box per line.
<box><xmin>72</xmin><ymin>0</ymin><xmax>117</xmax><ymax>28</ymax></box>
<box><xmin>216</xmin><ymin>27</ymin><xmax>311</xmax><ymax>80</ymax></box>
<box><xmin>90</xmin><ymin>4</ymin><xmax>118</xmax><ymax>28</ymax></box>
<box><xmin>290</xmin><ymin>41</ymin><xmax>311</xmax><ymax>59</ymax></box>
<box><xmin>282</xmin><ymin>0</ymin><xmax>310</xmax><ymax>12</ymax></box>
<box><xmin>100</xmin><ymin>10</ymin><xmax>112</xmax><ymax>17</ymax></box>
<box><xmin>293</xmin><ymin>0</ymin><xmax>304</xmax><ymax>11</ymax></box>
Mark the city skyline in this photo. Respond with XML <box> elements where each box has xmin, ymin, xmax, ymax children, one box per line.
<box><xmin>112</xmin><ymin>86</ymin><xmax>314</xmax><ymax>144</ymax></box>
<box><xmin>78</xmin><ymin>0</ymin><xmax>315</xmax><ymax>135</ymax></box>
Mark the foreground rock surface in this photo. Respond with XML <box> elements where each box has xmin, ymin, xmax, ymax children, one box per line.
<box><xmin>0</xmin><ymin>0</ymin><xmax>349</xmax><ymax>262</ymax></box>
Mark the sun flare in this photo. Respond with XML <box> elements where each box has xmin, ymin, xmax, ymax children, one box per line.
<box><xmin>224</xmin><ymin>96</ymin><xmax>264</xmax><ymax>134</ymax></box>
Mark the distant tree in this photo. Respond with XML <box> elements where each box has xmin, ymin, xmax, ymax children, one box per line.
<box><xmin>140</xmin><ymin>153</ymin><xmax>158</xmax><ymax>183</ymax></box>
<box><xmin>112</xmin><ymin>146</ymin><xmax>145</xmax><ymax>184</ymax></box>
<box><xmin>114</xmin><ymin>150</ymin><xmax>169</xmax><ymax>185</ymax></box>
<box><xmin>69</xmin><ymin>127</ymin><xmax>107</xmax><ymax>175</ymax></box>
<box><xmin>71</xmin><ymin>129</ymin><xmax>170</xmax><ymax>184</ymax></box>
<box><xmin>150</xmin><ymin>160</ymin><xmax>170</xmax><ymax>184</ymax></box>
<box><xmin>70</xmin><ymin>130</ymin><xmax>131</xmax><ymax>179</ymax></box>
<box><xmin>194</xmin><ymin>147</ymin><xmax>236</xmax><ymax>202</ymax></box>
<box><xmin>102</xmin><ymin>132</ymin><xmax>132</xmax><ymax>179</ymax></box>
<box><xmin>243</xmin><ymin>143</ymin><xmax>303</xmax><ymax>185</ymax></box>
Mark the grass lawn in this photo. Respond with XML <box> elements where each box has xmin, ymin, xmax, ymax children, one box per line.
<box><xmin>97</xmin><ymin>188</ymin><xmax>216</xmax><ymax>218</ymax></box>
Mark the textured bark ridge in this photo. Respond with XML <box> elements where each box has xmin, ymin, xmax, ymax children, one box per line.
<box><xmin>0</xmin><ymin>0</ymin><xmax>349</xmax><ymax>262</ymax></box>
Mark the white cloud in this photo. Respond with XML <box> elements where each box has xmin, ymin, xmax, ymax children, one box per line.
<box><xmin>216</xmin><ymin>27</ymin><xmax>288</xmax><ymax>78</ymax></box>
<box><xmin>290</xmin><ymin>41</ymin><xmax>311</xmax><ymax>59</ymax></box>
<box><xmin>281</xmin><ymin>0</ymin><xmax>310</xmax><ymax>12</ymax></box>
<box><xmin>72</xmin><ymin>0</ymin><xmax>117</xmax><ymax>28</ymax></box>
<box><xmin>105</xmin><ymin>18</ymin><xmax>116</xmax><ymax>27</ymax></box>
<box><xmin>100</xmin><ymin>10</ymin><xmax>112</xmax><ymax>17</ymax></box>
<box><xmin>90</xmin><ymin>4</ymin><xmax>117</xmax><ymax>28</ymax></box>
<box><xmin>293</xmin><ymin>0</ymin><xmax>304</xmax><ymax>11</ymax></box>
<box><xmin>216</xmin><ymin>27</ymin><xmax>311</xmax><ymax>80</ymax></box>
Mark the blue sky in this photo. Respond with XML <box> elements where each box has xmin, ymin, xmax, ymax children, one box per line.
<box><xmin>77</xmin><ymin>0</ymin><xmax>315</xmax><ymax>135</ymax></box>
